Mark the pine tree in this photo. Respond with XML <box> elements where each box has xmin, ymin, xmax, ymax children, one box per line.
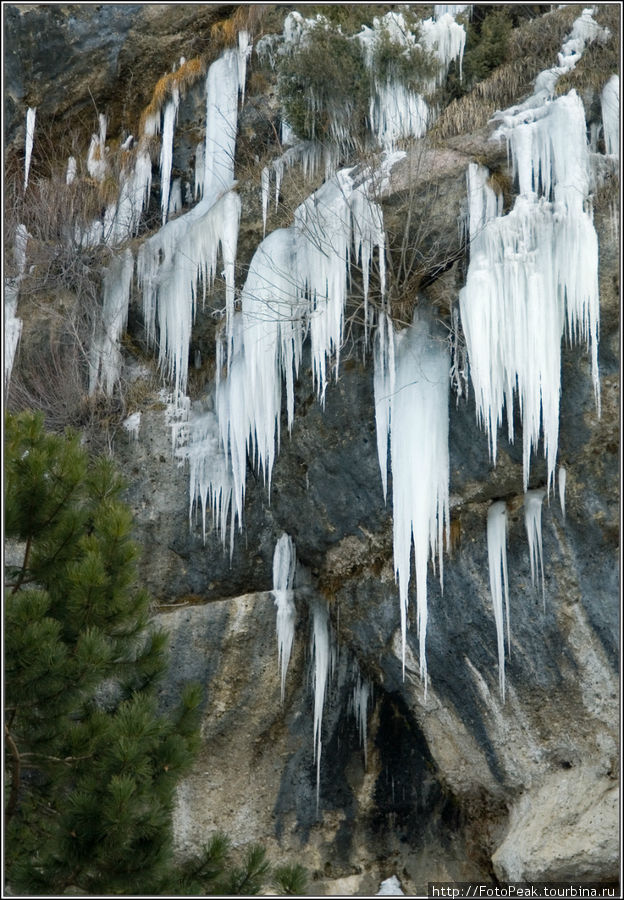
<box><xmin>4</xmin><ymin>410</ymin><xmax>292</xmax><ymax>895</ymax></box>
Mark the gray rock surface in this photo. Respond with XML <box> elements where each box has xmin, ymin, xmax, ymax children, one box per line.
<box><xmin>5</xmin><ymin>3</ymin><xmax>619</xmax><ymax>892</ymax></box>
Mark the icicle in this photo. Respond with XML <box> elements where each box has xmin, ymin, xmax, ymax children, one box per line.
<box><xmin>138</xmin><ymin>42</ymin><xmax>247</xmax><ymax>389</ymax></box>
<box><xmin>373</xmin><ymin>311</ymin><xmax>395</xmax><ymax>503</ymax></box>
<box><xmin>353</xmin><ymin>674</ymin><xmax>370</xmax><ymax>767</ymax></box>
<box><xmin>89</xmin><ymin>248</ymin><xmax>134</xmax><ymax>396</ymax></box>
<box><xmin>261</xmin><ymin>166</ymin><xmax>270</xmax><ymax>236</ymax></box>
<box><xmin>24</xmin><ymin>107</ymin><xmax>36</xmax><ymax>191</ymax></box>
<box><xmin>420</xmin><ymin>12</ymin><xmax>466</xmax><ymax>82</ymax></box>
<box><xmin>105</xmin><ymin>147</ymin><xmax>153</xmax><ymax>247</ymax></box>
<box><xmin>272</xmin><ymin>533</ymin><xmax>297</xmax><ymax>703</ymax></box>
<box><xmin>461</xmin><ymin>92</ymin><xmax>601</xmax><ymax>494</ymax></box>
<box><xmin>601</xmin><ymin>75</ymin><xmax>619</xmax><ymax>159</ymax></box>
<box><xmin>487</xmin><ymin>501</ymin><xmax>509</xmax><ymax>701</ymax></box>
<box><xmin>434</xmin><ymin>5</ymin><xmax>470</xmax><ymax>20</ymax></box>
<box><xmin>356</xmin><ymin>11</ymin><xmax>465</xmax><ymax>149</ymax></box>
<box><xmin>137</xmin><ymin>189</ymin><xmax>240</xmax><ymax>397</ymax></box>
<box><xmin>558</xmin><ymin>466</ymin><xmax>567</xmax><ymax>520</ymax></box>
<box><xmin>176</xmin><ymin>407</ymin><xmax>235</xmax><ymax>548</ymax></box>
<box><xmin>377</xmin><ymin>311</ymin><xmax>450</xmax><ymax>688</ymax></box>
<box><xmin>311</xmin><ymin>599</ymin><xmax>331</xmax><ymax>811</ymax></box>
<box><xmin>204</xmin><ymin>46</ymin><xmax>246</xmax><ymax>200</ymax></box>
<box><xmin>66</xmin><ymin>156</ymin><xmax>76</xmax><ymax>185</ymax></box>
<box><xmin>87</xmin><ymin>113</ymin><xmax>108</xmax><ymax>181</ymax></box>
<box><xmin>160</xmin><ymin>87</ymin><xmax>180</xmax><ymax>224</ymax></box>
<box><xmin>194</xmin><ymin>142</ymin><xmax>205</xmax><ymax>199</ymax></box>
<box><xmin>524</xmin><ymin>489</ymin><xmax>546</xmax><ymax>606</ymax></box>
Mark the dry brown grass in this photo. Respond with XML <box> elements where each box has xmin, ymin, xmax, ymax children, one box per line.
<box><xmin>138</xmin><ymin>55</ymin><xmax>207</xmax><ymax>135</ymax></box>
<box><xmin>210</xmin><ymin>5</ymin><xmax>269</xmax><ymax>49</ymax></box>
<box><xmin>555</xmin><ymin>6</ymin><xmax>620</xmax><ymax>97</ymax></box>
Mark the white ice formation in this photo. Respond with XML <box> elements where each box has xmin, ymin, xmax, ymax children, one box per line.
<box><xmin>201</xmin><ymin>162</ymin><xmax>388</xmax><ymax>547</ymax></box>
<box><xmin>461</xmin><ymin>8</ymin><xmax>604</xmax><ymax>495</ymax></box>
<box><xmin>524</xmin><ymin>489</ymin><xmax>546</xmax><ymax>605</ymax></box>
<box><xmin>160</xmin><ymin>88</ymin><xmax>180</xmax><ymax>224</ymax></box>
<box><xmin>66</xmin><ymin>155</ymin><xmax>77</xmax><ymax>185</ymax></box>
<box><xmin>373</xmin><ymin>310</ymin><xmax>450</xmax><ymax>688</ymax></box>
<box><xmin>24</xmin><ymin>107</ymin><xmax>36</xmax><ymax>191</ymax></box>
<box><xmin>89</xmin><ymin>248</ymin><xmax>134</xmax><ymax>396</ymax></box>
<box><xmin>87</xmin><ymin>113</ymin><xmax>108</xmax><ymax>181</ymax></box>
<box><xmin>558</xmin><ymin>466</ymin><xmax>567</xmax><ymax>520</ymax></box>
<box><xmin>353</xmin><ymin>674</ymin><xmax>371</xmax><ymax>767</ymax></box>
<box><xmin>272</xmin><ymin>533</ymin><xmax>297</xmax><ymax>703</ymax></box>
<box><xmin>376</xmin><ymin>875</ymin><xmax>405</xmax><ymax>896</ymax></box>
<box><xmin>137</xmin><ymin>38</ymin><xmax>248</xmax><ymax>397</ymax></box>
<box><xmin>4</xmin><ymin>224</ymin><xmax>29</xmax><ymax>389</ymax></box>
<box><xmin>487</xmin><ymin>501</ymin><xmax>510</xmax><ymax>701</ymax></box>
<box><xmin>601</xmin><ymin>74</ymin><xmax>619</xmax><ymax>158</ymax></box>
<box><xmin>357</xmin><ymin>11</ymin><xmax>465</xmax><ymax>150</ymax></box>
<box><xmin>122</xmin><ymin>412</ymin><xmax>142</xmax><ymax>441</ymax></box>
<box><xmin>311</xmin><ymin>599</ymin><xmax>333</xmax><ymax>809</ymax></box>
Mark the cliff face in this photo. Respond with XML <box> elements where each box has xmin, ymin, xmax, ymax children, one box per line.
<box><xmin>4</xmin><ymin>4</ymin><xmax>619</xmax><ymax>894</ymax></box>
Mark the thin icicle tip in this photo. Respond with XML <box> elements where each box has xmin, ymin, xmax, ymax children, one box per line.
<box><xmin>272</xmin><ymin>533</ymin><xmax>297</xmax><ymax>703</ymax></box>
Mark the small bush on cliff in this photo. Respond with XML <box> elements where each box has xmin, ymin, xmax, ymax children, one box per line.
<box><xmin>277</xmin><ymin>20</ymin><xmax>370</xmax><ymax>149</ymax></box>
<box><xmin>4</xmin><ymin>411</ymin><xmax>296</xmax><ymax>895</ymax></box>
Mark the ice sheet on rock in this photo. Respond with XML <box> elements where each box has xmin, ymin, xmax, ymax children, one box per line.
<box><xmin>24</xmin><ymin>107</ymin><xmax>36</xmax><ymax>191</ymax></box>
<box><xmin>558</xmin><ymin>466</ymin><xmax>567</xmax><ymax>520</ymax></box>
<box><xmin>89</xmin><ymin>248</ymin><xmax>134</xmax><ymax>396</ymax></box>
<box><xmin>601</xmin><ymin>75</ymin><xmax>619</xmax><ymax>158</ymax></box>
<box><xmin>272</xmin><ymin>533</ymin><xmax>297</xmax><ymax>703</ymax></box>
<box><xmin>524</xmin><ymin>489</ymin><xmax>546</xmax><ymax>606</ymax></box>
<box><xmin>374</xmin><ymin>311</ymin><xmax>449</xmax><ymax>686</ymax></box>
<box><xmin>487</xmin><ymin>501</ymin><xmax>509</xmax><ymax>701</ymax></box>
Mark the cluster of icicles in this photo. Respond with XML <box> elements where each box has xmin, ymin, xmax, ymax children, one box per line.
<box><xmin>7</xmin><ymin>7</ymin><xmax>617</xmax><ymax>802</ymax></box>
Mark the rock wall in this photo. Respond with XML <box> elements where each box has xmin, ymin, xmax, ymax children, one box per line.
<box><xmin>5</xmin><ymin>4</ymin><xmax>619</xmax><ymax>894</ymax></box>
